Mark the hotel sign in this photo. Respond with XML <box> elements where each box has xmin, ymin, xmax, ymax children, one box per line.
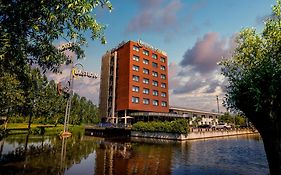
<box><xmin>72</xmin><ymin>69</ymin><xmax>99</xmax><ymax>79</ymax></box>
<box><xmin>137</xmin><ymin>39</ymin><xmax>167</xmax><ymax>56</ymax></box>
<box><xmin>58</xmin><ymin>42</ymin><xmax>76</xmax><ymax>51</ymax></box>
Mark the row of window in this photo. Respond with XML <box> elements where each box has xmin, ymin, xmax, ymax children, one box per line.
<box><xmin>132</xmin><ymin>56</ymin><xmax>166</xmax><ymax>70</ymax></box>
<box><xmin>132</xmin><ymin>96</ymin><xmax>167</xmax><ymax>106</ymax></box>
<box><xmin>132</xmin><ymin>75</ymin><xmax>167</xmax><ymax>88</ymax></box>
<box><xmin>132</xmin><ymin>46</ymin><xmax>166</xmax><ymax>63</ymax></box>
<box><xmin>132</xmin><ymin>86</ymin><xmax>167</xmax><ymax>97</ymax></box>
<box><xmin>133</xmin><ymin>66</ymin><xmax>166</xmax><ymax>79</ymax></box>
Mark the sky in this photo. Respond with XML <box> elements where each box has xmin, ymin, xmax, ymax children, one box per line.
<box><xmin>49</xmin><ymin>0</ymin><xmax>276</xmax><ymax>112</ymax></box>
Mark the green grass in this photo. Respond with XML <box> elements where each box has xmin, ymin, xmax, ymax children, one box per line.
<box><xmin>5</xmin><ymin>123</ymin><xmax>84</xmax><ymax>136</ymax></box>
<box><xmin>6</xmin><ymin>123</ymin><xmax>63</xmax><ymax>129</ymax></box>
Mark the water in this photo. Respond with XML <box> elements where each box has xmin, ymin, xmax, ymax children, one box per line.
<box><xmin>0</xmin><ymin>134</ymin><xmax>269</xmax><ymax>175</ymax></box>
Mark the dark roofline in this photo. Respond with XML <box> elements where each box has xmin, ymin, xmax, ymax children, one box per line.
<box><xmin>169</xmin><ymin>106</ymin><xmax>222</xmax><ymax>116</ymax></box>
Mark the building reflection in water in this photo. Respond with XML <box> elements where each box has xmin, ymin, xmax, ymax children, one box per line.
<box><xmin>95</xmin><ymin>139</ymin><xmax>173</xmax><ymax>175</ymax></box>
<box><xmin>0</xmin><ymin>134</ymin><xmax>268</xmax><ymax>175</ymax></box>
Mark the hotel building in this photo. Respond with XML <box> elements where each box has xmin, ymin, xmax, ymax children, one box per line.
<box><xmin>99</xmin><ymin>40</ymin><xmax>170</xmax><ymax>123</ymax></box>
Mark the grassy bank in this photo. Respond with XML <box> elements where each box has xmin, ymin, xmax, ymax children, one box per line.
<box><xmin>4</xmin><ymin>123</ymin><xmax>84</xmax><ymax>136</ymax></box>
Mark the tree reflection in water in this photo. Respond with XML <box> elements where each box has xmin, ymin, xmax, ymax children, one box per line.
<box><xmin>0</xmin><ymin>133</ymin><xmax>99</xmax><ymax>175</ymax></box>
<box><xmin>0</xmin><ymin>133</ymin><xmax>174</xmax><ymax>175</ymax></box>
<box><xmin>0</xmin><ymin>133</ymin><xmax>268</xmax><ymax>175</ymax></box>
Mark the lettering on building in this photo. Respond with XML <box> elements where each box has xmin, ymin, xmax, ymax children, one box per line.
<box><xmin>137</xmin><ymin>39</ymin><xmax>167</xmax><ymax>56</ymax></box>
<box><xmin>72</xmin><ymin>69</ymin><xmax>99</xmax><ymax>79</ymax></box>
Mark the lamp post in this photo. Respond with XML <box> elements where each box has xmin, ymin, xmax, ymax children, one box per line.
<box><xmin>58</xmin><ymin>42</ymin><xmax>99</xmax><ymax>137</ymax></box>
<box><xmin>216</xmin><ymin>95</ymin><xmax>220</xmax><ymax>114</ymax></box>
<box><xmin>58</xmin><ymin>42</ymin><xmax>77</xmax><ymax>137</ymax></box>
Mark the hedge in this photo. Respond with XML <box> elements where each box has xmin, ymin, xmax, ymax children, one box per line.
<box><xmin>132</xmin><ymin>119</ymin><xmax>189</xmax><ymax>134</ymax></box>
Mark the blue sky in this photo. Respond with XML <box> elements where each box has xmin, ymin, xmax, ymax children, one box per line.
<box><xmin>51</xmin><ymin>0</ymin><xmax>276</xmax><ymax>112</ymax></box>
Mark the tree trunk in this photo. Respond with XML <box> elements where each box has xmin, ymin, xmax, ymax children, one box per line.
<box><xmin>260</xmin><ymin>129</ymin><xmax>281</xmax><ymax>175</ymax></box>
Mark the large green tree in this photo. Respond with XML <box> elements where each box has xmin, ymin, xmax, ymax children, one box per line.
<box><xmin>0</xmin><ymin>0</ymin><xmax>112</xmax><ymax>73</ymax></box>
<box><xmin>0</xmin><ymin>0</ymin><xmax>111</xmax><ymax>126</ymax></box>
<box><xmin>220</xmin><ymin>1</ymin><xmax>281</xmax><ymax>174</ymax></box>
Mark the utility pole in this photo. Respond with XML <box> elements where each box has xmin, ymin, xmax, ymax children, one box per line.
<box><xmin>216</xmin><ymin>95</ymin><xmax>220</xmax><ymax>113</ymax></box>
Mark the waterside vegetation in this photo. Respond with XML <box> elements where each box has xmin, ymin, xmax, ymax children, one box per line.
<box><xmin>132</xmin><ymin>119</ymin><xmax>189</xmax><ymax>134</ymax></box>
<box><xmin>220</xmin><ymin>1</ymin><xmax>281</xmax><ymax>174</ymax></box>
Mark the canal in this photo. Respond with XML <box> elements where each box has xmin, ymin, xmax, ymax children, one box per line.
<box><xmin>0</xmin><ymin>133</ymin><xmax>269</xmax><ymax>175</ymax></box>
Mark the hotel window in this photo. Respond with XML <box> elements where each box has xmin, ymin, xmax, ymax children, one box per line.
<box><xmin>152</xmin><ymin>71</ymin><xmax>158</xmax><ymax>77</ymax></box>
<box><xmin>161</xmin><ymin>74</ymin><xmax>166</xmax><ymax>80</ymax></box>
<box><xmin>132</xmin><ymin>96</ymin><xmax>139</xmax><ymax>103</ymax></box>
<box><xmin>152</xmin><ymin>54</ymin><xmax>158</xmax><ymax>59</ymax></box>
<box><xmin>143</xmin><ymin>88</ymin><xmax>149</xmax><ymax>94</ymax></box>
<box><xmin>143</xmin><ymin>58</ymin><xmax>149</xmax><ymax>64</ymax></box>
<box><xmin>153</xmin><ymin>90</ymin><xmax>158</xmax><ymax>96</ymax></box>
<box><xmin>161</xmin><ymin>83</ymin><xmax>166</xmax><ymax>88</ymax></box>
<box><xmin>161</xmin><ymin>101</ymin><xmax>167</xmax><ymax>107</ymax></box>
<box><xmin>152</xmin><ymin>62</ymin><xmax>158</xmax><ymax>68</ymax></box>
<box><xmin>152</xmin><ymin>80</ymin><xmax>158</xmax><ymax>87</ymax></box>
<box><xmin>161</xmin><ymin>92</ymin><xmax>166</xmax><ymax>97</ymax></box>
<box><xmin>143</xmin><ymin>49</ymin><xmax>149</xmax><ymax>56</ymax></box>
<box><xmin>133</xmin><ymin>45</ymin><xmax>140</xmax><ymax>52</ymax></box>
<box><xmin>153</xmin><ymin>100</ymin><xmax>159</xmax><ymax>106</ymax></box>
<box><xmin>132</xmin><ymin>65</ymin><xmax>139</xmax><ymax>71</ymax></box>
<box><xmin>133</xmin><ymin>55</ymin><xmax>139</xmax><ymax>61</ymax></box>
<box><xmin>133</xmin><ymin>75</ymin><xmax>139</xmax><ymax>82</ymax></box>
<box><xmin>160</xmin><ymin>57</ymin><xmax>165</xmax><ymax>63</ymax></box>
<box><xmin>143</xmin><ymin>78</ymin><xmax>149</xmax><ymax>84</ymax></box>
<box><xmin>143</xmin><ymin>68</ymin><xmax>149</xmax><ymax>74</ymax></box>
<box><xmin>143</xmin><ymin>98</ymin><xmax>150</xmax><ymax>105</ymax></box>
<box><xmin>132</xmin><ymin>86</ymin><xmax>139</xmax><ymax>92</ymax></box>
<box><xmin>160</xmin><ymin>65</ymin><xmax>166</xmax><ymax>70</ymax></box>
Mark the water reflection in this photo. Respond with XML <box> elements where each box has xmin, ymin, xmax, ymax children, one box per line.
<box><xmin>0</xmin><ymin>134</ymin><xmax>268</xmax><ymax>175</ymax></box>
<box><xmin>96</xmin><ymin>139</ymin><xmax>173</xmax><ymax>175</ymax></box>
<box><xmin>172</xmin><ymin>135</ymin><xmax>268</xmax><ymax>175</ymax></box>
<box><xmin>60</xmin><ymin>136</ymin><xmax>68</xmax><ymax>175</ymax></box>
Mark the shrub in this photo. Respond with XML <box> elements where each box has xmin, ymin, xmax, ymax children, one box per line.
<box><xmin>132</xmin><ymin>119</ymin><xmax>189</xmax><ymax>134</ymax></box>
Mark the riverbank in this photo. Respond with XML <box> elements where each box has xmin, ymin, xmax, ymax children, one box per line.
<box><xmin>131</xmin><ymin>128</ymin><xmax>258</xmax><ymax>140</ymax></box>
<box><xmin>2</xmin><ymin>123</ymin><xmax>84</xmax><ymax>136</ymax></box>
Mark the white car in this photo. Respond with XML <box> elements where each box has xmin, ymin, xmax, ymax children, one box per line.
<box><xmin>215</xmin><ymin>123</ymin><xmax>231</xmax><ymax>129</ymax></box>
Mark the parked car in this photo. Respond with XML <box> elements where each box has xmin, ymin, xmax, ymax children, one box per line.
<box><xmin>198</xmin><ymin>124</ymin><xmax>212</xmax><ymax>129</ymax></box>
<box><xmin>215</xmin><ymin>123</ymin><xmax>231</xmax><ymax>129</ymax></box>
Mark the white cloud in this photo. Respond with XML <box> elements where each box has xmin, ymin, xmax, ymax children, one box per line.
<box><xmin>168</xmin><ymin>62</ymin><xmax>227</xmax><ymax>112</ymax></box>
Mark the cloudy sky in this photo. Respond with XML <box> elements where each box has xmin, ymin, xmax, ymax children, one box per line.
<box><xmin>50</xmin><ymin>0</ymin><xmax>275</xmax><ymax>112</ymax></box>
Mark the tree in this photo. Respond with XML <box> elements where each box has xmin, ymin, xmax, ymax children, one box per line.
<box><xmin>0</xmin><ymin>0</ymin><xmax>112</xmax><ymax>74</ymax></box>
<box><xmin>220</xmin><ymin>1</ymin><xmax>281</xmax><ymax>174</ymax></box>
<box><xmin>0</xmin><ymin>73</ymin><xmax>25</xmax><ymax>126</ymax></box>
<box><xmin>0</xmin><ymin>0</ymin><xmax>111</xmax><ymax>126</ymax></box>
<box><xmin>218</xmin><ymin>112</ymin><xmax>233</xmax><ymax>124</ymax></box>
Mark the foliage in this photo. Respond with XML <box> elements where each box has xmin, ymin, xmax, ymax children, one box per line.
<box><xmin>0</xmin><ymin>0</ymin><xmax>112</xmax><ymax>73</ymax></box>
<box><xmin>220</xmin><ymin>1</ymin><xmax>281</xmax><ymax>174</ymax></box>
<box><xmin>0</xmin><ymin>69</ymin><xmax>100</xmax><ymax>126</ymax></box>
<box><xmin>132</xmin><ymin>119</ymin><xmax>189</xmax><ymax>134</ymax></box>
<box><xmin>0</xmin><ymin>0</ymin><xmax>110</xmax><ymax>126</ymax></box>
<box><xmin>218</xmin><ymin>112</ymin><xmax>233</xmax><ymax>124</ymax></box>
<box><xmin>218</xmin><ymin>112</ymin><xmax>247</xmax><ymax>126</ymax></box>
<box><xmin>0</xmin><ymin>73</ymin><xmax>25</xmax><ymax>117</ymax></box>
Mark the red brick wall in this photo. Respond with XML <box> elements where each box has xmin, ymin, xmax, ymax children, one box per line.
<box><xmin>116</xmin><ymin>41</ymin><xmax>169</xmax><ymax>113</ymax></box>
<box><xmin>115</xmin><ymin>42</ymin><xmax>130</xmax><ymax>111</ymax></box>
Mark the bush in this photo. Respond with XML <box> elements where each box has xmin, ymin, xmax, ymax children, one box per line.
<box><xmin>132</xmin><ymin>119</ymin><xmax>189</xmax><ymax>134</ymax></box>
